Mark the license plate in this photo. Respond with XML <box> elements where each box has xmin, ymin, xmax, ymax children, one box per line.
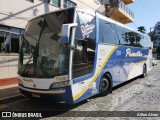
<box><xmin>32</xmin><ymin>93</ymin><xmax>40</xmax><ymax>98</ymax></box>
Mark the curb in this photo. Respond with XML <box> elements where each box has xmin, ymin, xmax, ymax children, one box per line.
<box><xmin>0</xmin><ymin>94</ymin><xmax>24</xmax><ymax>104</ymax></box>
<box><xmin>0</xmin><ymin>78</ymin><xmax>18</xmax><ymax>86</ymax></box>
<box><xmin>0</xmin><ymin>53</ymin><xmax>19</xmax><ymax>56</ymax></box>
<box><xmin>0</xmin><ymin>58</ymin><xmax>18</xmax><ymax>64</ymax></box>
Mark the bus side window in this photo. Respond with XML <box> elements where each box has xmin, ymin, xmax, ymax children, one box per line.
<box><xmin>99</xmin><ymin>19</ymin><xmax>119</xmax><ymax>45</ymax></box>
<box><xmin>74</xmin><ymin>39</ymin><xmax>87</xmax><ymax>63</ymax></box>
<box><xmin>82</xmin><ymin>40</ymin><xmax>87</xmax><ymax>63</ymax></box>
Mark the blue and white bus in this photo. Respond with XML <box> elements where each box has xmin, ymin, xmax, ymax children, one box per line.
<box><xmin>18</xmin><ymin>7</ymin><xmax>152</xmax><ymax>104</ymax></box>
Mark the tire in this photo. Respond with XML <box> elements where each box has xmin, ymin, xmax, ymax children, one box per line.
<box><xmin>99</xmin><ymin>74</ymin><xmax>112</xmax><ymax>96</ymax></box>
<box><xmin>142</xmin><ymin>65</ymin><xmax>147</xmax><ymax>78</ymax></box>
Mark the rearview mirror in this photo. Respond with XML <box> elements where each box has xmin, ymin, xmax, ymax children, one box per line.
<box><xmin>61</xmin><ymin>23</ymin><xmax>77</xmax><ymax>44</ymax></box>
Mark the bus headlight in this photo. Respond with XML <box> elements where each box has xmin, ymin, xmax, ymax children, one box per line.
<box><xmin>51</xmin><ymin>81</ymin><xmax>69</xmax><ymax>88</ymax></box>
<box><xmin>18</xmin><ymin>78</ymin><xmax>23</xmax><ymax>86</ymax></box>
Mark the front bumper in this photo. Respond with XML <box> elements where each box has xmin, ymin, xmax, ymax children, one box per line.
<box><xmin>19</xmin><ymin>85</ymin><xmax>66</xmax><ymax>94</ymax></box>
<box><xmin>18</xmin><ymin>85</ymin><xmax>74</xmax><ymax>104</ymax></box>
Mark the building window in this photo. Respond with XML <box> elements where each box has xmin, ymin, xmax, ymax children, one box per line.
<box><xmin>42</xmin><ymin>0</ymin><xmax>60</xmax><ymax>7</ymax></box>
<box><xmin>64</xmin><ymin>0</ymin><xmax>76</xmax><ymax>8</ymax></box>
<box><xmin>0</xmin><ymin>26</ymin><xmax>23</xmax><ymax>53</ymax></box>
<box><xmin>50</xmin><ymin>0</ymin><xmax>60</xmax><ymax>7</ymax></box>
<box><xmin>43</xmin><ymin>0</ymin><xmax>50</xmax><ymax>3</ymax></box>
<box><xmin>26</xmin><ymin>0</ymin><xmax>34</xmax><ymax>2</ymax></box>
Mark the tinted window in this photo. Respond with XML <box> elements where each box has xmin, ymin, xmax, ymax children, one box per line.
<box><xmin>116</xmin><ymin>27</ymin><xmax>142</xmax><ymax>47</ymax></box>
<box><xmin>99</xmin><ymin>19</ymin><xmax>119</xmax><ymax>44</ymax></box>
<box><xmin>115</xmin><ymin>25</ymin><xmax>130</xmax><ymax>45</ymax></box>
<box><xmin>51</xmin><ymin>0</ymin><xmax>60</xmax><ymax>7</ymax></box>
<box><xmin>98</xmin><ymin>18</ymin><xmax>151</xmax><ymax>48</ymax></box>
<box><xmin>19</xmin><ymin>8</ymin><xmax>74</xmax><ymax>78</ymax></box>
<box><xmin>140</xmin><ymin>36</ymin><xmax>151</xmax><ymax>48</ymax></box>
<box><xmin>113</xmin><ymin>24</ymin><xmax>149</xmax><ymax>48</ymax></box>
<box><xmin>64</xmin><ymin>0</ymin><xmax>76</xmax><ymax>8</ymax></box>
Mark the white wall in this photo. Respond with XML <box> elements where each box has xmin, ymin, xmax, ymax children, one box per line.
<box><xmin>72</xmin><ymin>0</ymin><xmax>101</xmax><ymax>11</ymax></box>
<box><xmin>154</xmin><ymin>21</ymin><xmax>160</xmax><ymax>36</ymax></box>
<box><xmin>72</xmin><ymin>0</ymin><xmax>105</xmax><ymax>14</ymax></box>
<box><xmin>0</xmin><ymin>0</ymin><xmax>60</xmax><ymax>29</ymax></box>
<box><xmin>0</xmin><ymin>0</ymin><xmax>105</xmax><ymax>29</ymax></box>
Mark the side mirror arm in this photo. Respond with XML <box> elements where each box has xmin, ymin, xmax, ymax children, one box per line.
<box><xmin>61</xmin><ymin>23</ymin><xmax>77</xmax><ymax>44</ymax></box>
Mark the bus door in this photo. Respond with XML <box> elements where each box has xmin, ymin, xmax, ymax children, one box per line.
<box><xmin>72</xmin><ymin>10</ymin><xmax>96</xmax><ymax>95</ymax></box>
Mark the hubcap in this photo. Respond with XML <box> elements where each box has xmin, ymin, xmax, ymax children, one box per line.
<box><xmin>102</xmin><ymin>78</ymin><xmax>109</xmax><ymax>90</ymax></box>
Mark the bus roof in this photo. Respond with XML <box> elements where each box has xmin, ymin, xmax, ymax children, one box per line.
<box><xmin>28</xmin><ymin>6</ymin><xmax>150</xmax><ymax>39</ymax></box>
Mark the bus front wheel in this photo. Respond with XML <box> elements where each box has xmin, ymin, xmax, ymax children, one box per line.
<box><xmin>99</xmin><ymin>74</ymin><xmax>112</xmax><ymax>96</ymax></box>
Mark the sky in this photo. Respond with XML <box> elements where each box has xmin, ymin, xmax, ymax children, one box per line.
<box><xmin>126</xmin><ymin>0</ymin><xmax>160</xmax><ymax>33</ymax></box>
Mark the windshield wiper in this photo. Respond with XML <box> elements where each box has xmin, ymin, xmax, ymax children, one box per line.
<box><xmin>21</xmin><ymin>17</ymin><xmax>48</xmax><ymax>77</ymax></box>
<box><xmin>20</xmin><ymin>36</ymin><xmax>35</xmax><ymax>77</ymax></box>
<box><xmin>22</xmin><ymin>54</ymin><xmax>33</xmax><ymax>76</ymax></box>
<box><xmin>34</xmin><ymin>17</ymin><xmax>48</xmax><ymax>76</ymax></box>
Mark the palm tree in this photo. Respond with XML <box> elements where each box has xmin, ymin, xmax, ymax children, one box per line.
<box><xmin>137</xmin><ymin>26</ymin><xmax>146</xmax><ymax>34</ymax></box>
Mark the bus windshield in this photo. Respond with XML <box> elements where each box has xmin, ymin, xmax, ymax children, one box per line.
<box><xmin>18</xmin><ymin>8</ymin><xmax>74</xmax><ymax>78</ymax></box>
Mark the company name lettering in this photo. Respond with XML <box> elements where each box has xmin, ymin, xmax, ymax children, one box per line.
<box><xmin>126</xmin><ymin>48</ymin><xmax>142</xmax><ymax>57</ymax></box>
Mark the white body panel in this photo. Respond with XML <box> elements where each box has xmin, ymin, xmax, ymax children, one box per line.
<box><xmin>18</xmin><ymin>75</ymin><xmax>68</xmax><ymax>90</ymax></box>
<box><xmin>71</xmin><ymin>45</ymin><xmax>117</xmax><ymax>101</ymax></box>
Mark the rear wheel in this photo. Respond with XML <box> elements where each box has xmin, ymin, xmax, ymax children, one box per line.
<box><xmin>99</xmin><ymin>74</ymin><xmax>112</xmax><ymax>96</ymax></box>
<box><xmin>142</xmin><ymin>65</ymin><xmax>147</xmax><ymax>78</ymax></box>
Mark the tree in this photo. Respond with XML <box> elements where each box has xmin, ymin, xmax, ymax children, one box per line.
<box><xmin>137</xmin><ymin>26</ymin><xmax>146</xmax><ymax>34</ymax></box>
<box><xmin>156</xmin><ymin>46</ymin><xmax>160</xmax><ymax>54</ymax></box>
<box><xmin>149</xmin><ymin>34</ymin><xmax>159</xmax><ymax>42</ymax></box>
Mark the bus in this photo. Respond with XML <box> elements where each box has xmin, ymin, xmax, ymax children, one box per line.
<box><xmin>18</xmin><ymin>7</ymin><xmax>152</xmax><ymax>104</ymax></box>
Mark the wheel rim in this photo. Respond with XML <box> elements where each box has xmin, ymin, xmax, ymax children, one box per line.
<box><xmin>101</xmin><ymin>78</ymin><xmax>109</xmax><ymax>92</ymax></box>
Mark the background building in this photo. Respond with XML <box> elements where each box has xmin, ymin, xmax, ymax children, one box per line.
<box><xmin>152</xmin><ymin>21</ymin><xmax>160</xmax><ymax>47</ymax></box>
<box><xmin>154</xmin><ymin>21</ymin><xmax>160</xmax><ymax>36</ymax></box>
<box><xmin>102</xmin><ymin>0</ymin><xmax>134</xmax><ymax>24</ymax></box>
<box><xmin>0</xmin><ymin>0</ymin><xmax>134</xmax><ymax>53</ymax></box>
